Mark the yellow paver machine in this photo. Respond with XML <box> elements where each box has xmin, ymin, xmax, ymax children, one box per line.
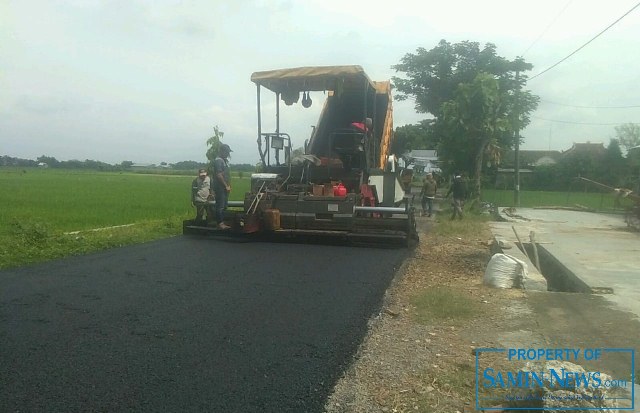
<box><xmin>184</xmin><ymin>65</ymin><xmax>418</xmax><ymax>247</ymax></box>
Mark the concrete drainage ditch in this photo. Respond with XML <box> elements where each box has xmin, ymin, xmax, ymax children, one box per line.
<box><xmin>520</xmin><ymin>243</ymin><xmax>610</xmax><ymax>294</ymax></box>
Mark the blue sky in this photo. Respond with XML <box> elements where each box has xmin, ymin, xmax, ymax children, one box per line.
<box><xmin>1</xmin><ymin>0</ymin><xmax>639</xmax><ymax>164</ymax></box>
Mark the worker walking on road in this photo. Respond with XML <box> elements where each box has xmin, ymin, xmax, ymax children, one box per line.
<box><xmin>446</xmin><ymin>174</ymin><xmax>467</xmax><ymax>220</ymax></box>
<box><xmin>420</xmin><ymin>173</ymin><xmax>437</xmax><ymax>217</ymax></box>
<box><xmin>191</xmin><ymin>168</ymin><xmax>213</xmax><ymax>224</ymax></box>
<box><xmin>213</xmin><ymin>144</ymin><xmax>233</xmax><ymax>230</ymax></box>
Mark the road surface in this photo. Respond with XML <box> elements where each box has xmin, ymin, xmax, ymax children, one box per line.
<box><xmin>0</xmin><ymin>236</ymin><xmax>407</xmax><ymax>412</ymax></box>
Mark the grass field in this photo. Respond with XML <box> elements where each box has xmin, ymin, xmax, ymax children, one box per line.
<box><xmin>2</xmin><ymin>169</ymin><xmax>631</xmax><ymax>269</ymax></box>
<box><xmin>0</xmin><ymin>168</ymin><xmax>250</xmax><ymax>269</ymax></box>
<box><xmin>481</xmin><ymin>188</ymin><xmax>630</xmax><ymax>210</ymax></box>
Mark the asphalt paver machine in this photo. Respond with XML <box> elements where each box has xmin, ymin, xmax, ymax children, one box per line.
<box><xmin>184</xmin><ymin>65</ymin><xmax>418</xmax><ymax>247</ymax></box>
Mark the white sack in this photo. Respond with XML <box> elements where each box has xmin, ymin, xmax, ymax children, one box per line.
<box><xmin>483</xmin><ymin>253</ymin><xmax>528</xmax><ymax>289</ymax></box>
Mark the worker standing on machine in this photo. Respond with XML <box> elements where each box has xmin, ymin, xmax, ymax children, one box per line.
<box><xmin>213</xmin><ymin>144</ymin><xmax>233</xmax><ymax>230</ymax></box>
<box><xmin>349</xmin><ymin>117</ymin><xmax>373</xmax><ymax>143</ymax></box>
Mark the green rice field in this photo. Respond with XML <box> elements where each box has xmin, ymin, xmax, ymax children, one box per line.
<box><xmin>0</xmin><ymin>168</ymin><xmax>250</xmax><ymax>269</ymax></box>
<box><xmin>2</xmin><ymin>168</ymin><xmax>630</xmax><ymax>269</ymax></box>
<box><xmin>481</xmin><ymin>188</ymin><xmax>631</xmax><ymax>211</ymax></box>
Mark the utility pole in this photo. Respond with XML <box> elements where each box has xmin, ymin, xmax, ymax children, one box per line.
<box><xmin>514</xmin><ymin>69</ymin><xmax>521</xmax><ymax>207</ymax></box>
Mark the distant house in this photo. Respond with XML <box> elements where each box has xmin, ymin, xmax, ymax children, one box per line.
<box><xmin>497</xmin><ymin>142</ymin><xmax>607</xmax><ymax>189</ymax></box>
<box><xmin>130</xmin><ymin>163</ymin><xmax>172</xmax><ymax>169</ymax></box>
<box><xmin>502</xmin><ymin>150</ymin><xmax>561</xmax><ymax>169</ymax></box>
<box><xmin>37</xmin><ymin>162</ymin><xmax>48</xmax><ymax>168</ymax></box>
<box><xmin>403</xmin><ymin>149</ymin><xmax>441</xmax><ymax>174</ymax></box>
<box><xmin>560</xmin><ymin>142</ymin><xmax>606</xmax><ymax>159</ymax></box>
<box><xmin>503</xmin><ymin>142</ymin><xmax>608</xmax><ymax>169</ymax></box>
<box><xmin>498</xmin><ymin>149</ymin><xmax>560</xmax><ymax>190</ymax></box>
<box><xmin>131</xmin><ymin>163</ymin><xmax>155</xmax><ymax>169</ymax></box>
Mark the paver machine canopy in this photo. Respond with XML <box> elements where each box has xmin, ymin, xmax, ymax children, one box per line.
<box><xmin>250</xmin><ymin>65</ymin><xmax>394</xmax><ymax>176</ymax></box>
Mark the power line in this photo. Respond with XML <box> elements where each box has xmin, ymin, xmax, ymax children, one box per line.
<box><xmin>529</xmin><ymin>1</ymin><xmax>640</xmax><ymax>80</ymax></box>
<box><xmin>521</xmin><ymin>0</ymin><xmax>574</xmax><ymax>56</ymax></box>
<box><xmin>533</xmin><ymin>116</ymin><xmax>638</xmax><ymax>126</ymax></box>
<box><xmin>541</xmin><ymin>99</ymin><xmax>640</xmax><ymax>109</ymax></box>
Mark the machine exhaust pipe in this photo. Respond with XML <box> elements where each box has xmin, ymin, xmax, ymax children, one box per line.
<box><xmin>354</xmin><ymin>206</ymin><xmax>408</xmax><ymax>214</ymax></box>
<box><xmin>207</xmin><ymin>202</ymin><xmax>409</xmax><ymax>214</ymax></box>
<box><xmin>207</xmin><ymin>200</ymin><xmax>245</xmax><ymax>208</ymax></box>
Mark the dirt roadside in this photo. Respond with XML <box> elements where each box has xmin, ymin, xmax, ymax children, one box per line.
<box><xmin>325</xmin><ymin>212</ymin><xmax>639</xmax><ymax>413</ymax></box>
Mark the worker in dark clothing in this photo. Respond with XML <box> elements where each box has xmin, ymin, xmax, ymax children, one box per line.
<box><xmin>446</xmin><ymin>174</ymin><xmax>467</xmax><ymax>220</ymax></box>
<box><xmin>213</xmin><ymin>144</ymin><xmax>233</xmax><ymax>230</ymax></box>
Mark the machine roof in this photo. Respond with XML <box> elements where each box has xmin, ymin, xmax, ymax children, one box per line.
<box><xmin>373</xmin><ymin>80</ymin><xmax>391</xmax><ymax>95</ymax></box>
<box><xmin>250</xmin><ymin>65</ymin><xmax>375</xmax><ymax>94</ymax></box>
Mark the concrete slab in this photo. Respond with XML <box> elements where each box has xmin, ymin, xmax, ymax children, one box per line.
<box><xmin>490</xmin><ymin>208</ymin><xmax>640</xmax><ymax>319</ymax></box>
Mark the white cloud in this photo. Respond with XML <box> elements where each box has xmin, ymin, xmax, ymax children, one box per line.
<box><xmin>1</xmin><ymin>0</ymin><xmax>639</xmax><ymax>163</ymax></box>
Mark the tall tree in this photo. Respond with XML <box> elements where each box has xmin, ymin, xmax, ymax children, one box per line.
<box><xmin>601</xmin><ymin>139</ymin><xmax>625</xmax><ymax>186</ymax></box>
<box><xmin>392</xmin><ymin>40</ymin><xmax>539</xmax><ymax>193</ymax></box>
<box><xmin>438</xmin><ymin>73</ymin><xmax>511</xmax><ymax>196</ymax></box>
<box><xmin>615</xmin><ymin>123</ymin><xmax>640</xmax><ymax>153</ymax></box>
<box><xmin>393</xmin><ymin>40</ymin><xmax>514</xmax><ymax>117</ymax></box>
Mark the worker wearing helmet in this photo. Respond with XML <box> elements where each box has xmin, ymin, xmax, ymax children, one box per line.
<box><xmin>213</xmin><ymin>144</ymin><xmax>233</xmax><ymax>230</ymax></box>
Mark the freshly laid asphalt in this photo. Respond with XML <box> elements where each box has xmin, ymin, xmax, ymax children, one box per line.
<box><xmin>0</xmin><ymin>236</ymin><xmax>407</xmax><ymax>412</ymax></box>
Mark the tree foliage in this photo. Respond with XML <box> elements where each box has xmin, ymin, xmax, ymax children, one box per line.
<box><xmin>1</xmin><ymin>156</ymin><xmax>37</xmax><ymax>167</ymax></box>
<box><xmin>36</xmin><ymin>155</ymin><xmax>60</xmax><ymax>167</ymax></box>
<box><xmin>393</xmin><ymin>41</ymin><xmax>523</xmax><ymax>117</ymax></box>
<box><xmin>393</xmin><ymin>40</ymin><xmax>539</xmax><ymax>195</ymax></box>
<box><xmin>172</xmin><ymin>160</ymin><xmax>207</xmax><ymax>170</ymax></box>
<box><xmin>615</xmin><ymin>123</ymin><xmax>640</xmax><ymax>153</ymax></box>
<box><xmin>438</xmin><ymin>73</ymin><xmax>511</xmax><ymax>195</ymax></box>
<box><xmin>603</xmin><ymin>139</ymin><xmax>625</xmax><ymax>185</ymax></box>
<box><xmin>391</xmin><ymin>120</ymin><xmax>436</xmax><ymax>156</ymax></box>
<box><xmin>206</xmin><ymin>125</ymin><xmax>225</xmax><ymax>173</ymax></box>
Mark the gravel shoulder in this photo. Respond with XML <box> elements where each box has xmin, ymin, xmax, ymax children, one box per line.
<box><xmin>326</xmin><ymin>211</ymin><xmax>640</xmax><ymax>413</ymax></box>
<box><xmin>325</xmin><ymin>215</ymin><xmax>517</xmax><ymax>413</ymax></box>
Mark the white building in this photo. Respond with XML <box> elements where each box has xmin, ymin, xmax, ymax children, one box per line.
<box><xmin>403</xmin><ymin>149</ymin><xmax>441</xmax><ymax>174</ymax></box>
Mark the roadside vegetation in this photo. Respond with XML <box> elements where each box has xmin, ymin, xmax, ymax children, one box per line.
<box><xmin>407</xmin><ymin>211</ymin><xmax>517</xmax><ymax>411</ymax></box>
<box><xmin>482</xmin><ymin>188</ymin><xmax>634</xmax><ymax>211</ymax></box>
<box><xmin>431</xmin><ymin>207</ymin><xmax>492</xmax><ymax>236</ymax></box>
<box><xmin>411</xmin><ymin>285</ymin><xmax>478</xmax><ymax>324</ymax></box>
<box><xmin>0</xmin><ymin>167</ymin><xmax>250</xmax><ymax>269</ymax></box>
<box><xmin>412</xmin><ymin>212</ymin><xmax>488</xmax><ymax>325</ymax></box>
<box><xmin>327</xmin><ymin>209</ymin><xmax>503</xmax><ymax>413</ymax></box>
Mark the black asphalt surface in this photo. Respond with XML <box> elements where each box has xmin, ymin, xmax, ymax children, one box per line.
<box><xmin>0</xmin><ymin>236</ymin><xmax>407</xmax><ymax>412</ymax></box>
